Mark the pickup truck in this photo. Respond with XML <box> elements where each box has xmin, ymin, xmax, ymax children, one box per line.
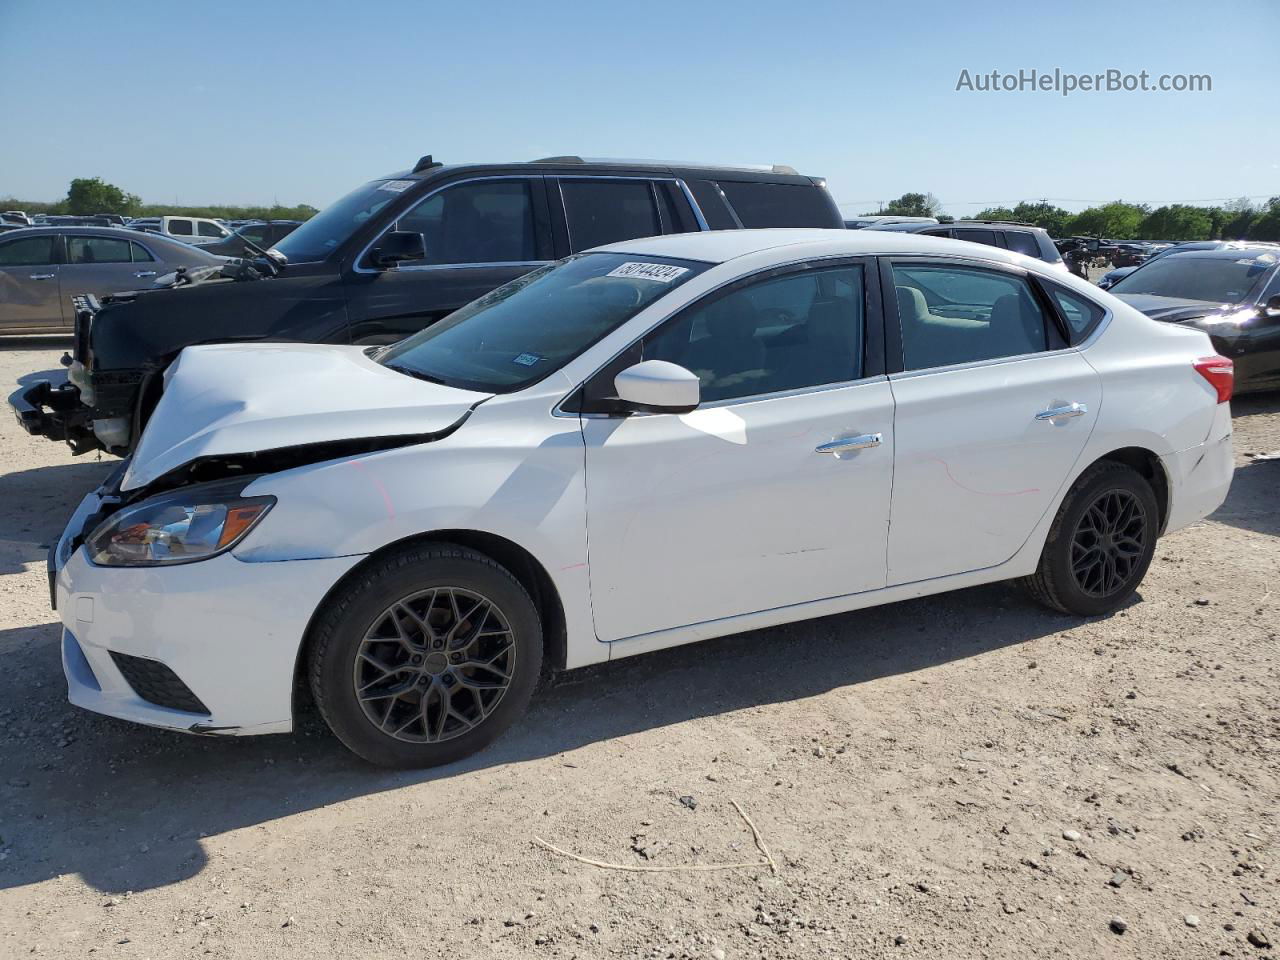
<box><xmin>11</xmin><ymin>154</ymin><xmax>843</xmax><ymax>455</ymax></box>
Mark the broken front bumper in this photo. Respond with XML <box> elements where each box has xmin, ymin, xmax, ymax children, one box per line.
<box><xmin>8</xmin><ymin>374</ymin><xmax>94</xmax><ymax>446</ymax></box>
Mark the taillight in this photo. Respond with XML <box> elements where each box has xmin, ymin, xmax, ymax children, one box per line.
<box><xmin>1193</xmin><ymin>355</ymin><xmax>1233</xmax><ymax>404</ymax></box>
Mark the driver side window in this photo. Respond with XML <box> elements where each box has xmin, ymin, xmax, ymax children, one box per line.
<box><xmin>640</xmin><ymin>265</ymin><xmax>866</xmax><ymax>403</ymax></box>
<box><xmin>394</xmin><ymin>180</ymin><xmax>537</xmax><ymax>266</ymax></box>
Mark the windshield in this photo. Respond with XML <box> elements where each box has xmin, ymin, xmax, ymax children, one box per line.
<box><xmin>378</xmin><ymin>252</ymin><xmax>709</xmax><ymax>393</ymax></box>
<box><xmin>1110</xmin><ymin>253</ymin><xmax>1277</xmax><ymax>304</ymax></box>
<box><xmin>272</xmin><ymin>179</ymin><xmax>407</xmax><ymax>263</ymax></box>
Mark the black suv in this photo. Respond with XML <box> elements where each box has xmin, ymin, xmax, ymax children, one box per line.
<box><xmin>12</xmin><ymin>155</ymin><xmax>842</xmax><ymax>455</ymax></box>
<box><xmin>868</xmin><ymin>219</ymin><xmax>1067</xmax><ymax>270</ymax></box>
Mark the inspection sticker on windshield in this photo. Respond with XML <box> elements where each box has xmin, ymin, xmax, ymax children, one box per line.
<box><xmin>512</xmin><ymin>353</ymin><xmax>543</xmax><ymax>367</ymax></box>
<box><xmin>378</xmin><ymin>179</ymin><xmax>415</xmax><ymax>193</ymax></box>
<box><xmin>606</xmin><ymin>261</ymin><xmax>690</xmax><ymax>283</ymax></box>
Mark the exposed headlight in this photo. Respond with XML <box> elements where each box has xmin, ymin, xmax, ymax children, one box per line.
<box><xmin>87</xmin><ymin>479</ymin><xmax>274</xmax><ymax>567</ymax></box>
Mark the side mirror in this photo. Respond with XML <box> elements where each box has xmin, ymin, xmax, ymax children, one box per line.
<box><xmin>1261</xmin><ymin>294</ymin><xmax>1280</xmax><ymax>320</ymax></box>
<box><xmin>614</xmin><ymin>360</ymin><xmax>700</xmax><ymax>414</ymax></box>
<box><xmin>370</xmin><ymin>231</ymin><xmax>426</xmax><ymax>268</ymax></box>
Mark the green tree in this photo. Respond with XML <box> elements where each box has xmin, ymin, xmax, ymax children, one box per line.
<box><xmin>881</xmin><ymin>192</ymin><xmax>943</xmax><ymax>218</ymax></box>
<box><xmin>1138</xmin><ymin>204</ymin><xmax>1213</xmax><ymax>241</ymax></box>
<box><xmin>1065</xmin><ymin>202</ymin><xmax>1147</xmax><ymax>239</ymax></box>
<box><xmin>1248</xmin><ymin>197</ymin><xmax>1280</xmax><ymax>242</ymax></box>
<box><xmin>973</xmin><ymin>206</ymin><xmax>1018</xmax><ymax>222</ymax></box>
<box><xmin>65</xmin><ymin>177</ymin><xmax>142</xmax><ymax>216</ymax></box>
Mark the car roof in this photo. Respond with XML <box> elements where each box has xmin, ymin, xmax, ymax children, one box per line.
<box><xmin>0</xmin><ymin>225</ymin><xmax>223</xmax><ymax>257</ymax></box>
<box><xmin>593</xmin><ymin>227</ymin><xmax>1037</xmax><ymax>268</ymax></box>
<box><xmin>377</xmin><ymin>159</ymin><xmax>820</xmax><ymax>186</ymax></box>
<box><xmin>1162</xmin><ymin>245</ymin><xmax>1280</xmax><ymax>261</ymax></box>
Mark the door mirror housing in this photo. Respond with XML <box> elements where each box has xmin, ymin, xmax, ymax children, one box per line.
<box><xmin>1260</xmin><ymin>294</ymin><xmax>1280</xmax><ymax>320</ymax></box>
<box><xmin>614</xmin><ymin>360</ymin><xmax>700</xmax><ymax>414</ymax></box>
<box><xmin>370</xmin><ymin>231</ymin><xmax>426</xmax><ymax>268</ymax></box>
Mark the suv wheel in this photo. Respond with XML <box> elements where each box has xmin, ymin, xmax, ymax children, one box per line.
<box><xmin>1023</xmin><ymin>462</ymin><xmax>1159</xmax><ymax>616</ymax></box>
<box><xmin>308</xmin><ymin>544</ymin><xmax>542</xmax><ymax>767</ymax></box>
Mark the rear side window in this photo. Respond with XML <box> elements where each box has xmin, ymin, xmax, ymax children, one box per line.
<box><xmin>561</xmin><ymin>180</ymin><xmax>660</xmax><ymax>251</ymax></box>
<box><xmin>952</xmin><ymin>228</ymin><xmax>999</xmax><ymax>248</ymax></box>
<box><xmin>396</xmin><ymin>179</ymin><xmax>537</xmax><ymax>266</ymax></box>
<box><xmin>168</xmin><ymin>219</ymin><xmax>193</xmax><ymax>236</ymax></box>
<box><xmin>67</xmin><ymin>236</ymin><xmax>132</xmax><ymax>264</ymax></box>
<box><xmin>0</xmin><ymin>235</ymin><xmax>56</xmax><ymax>266</ymax></box>
<box><xmin>1042</xmin><ymin>282</ymin><xmax>1106</xmax><ymax>342</ymax></box>
<box><xmin>641</xmin><ymin>264</ymin><xmax>865</xmax><ymax>403</ymax></box>
<box><xmin>197</xmin><ymin>220</ymin><xmax>224</xmax><ymax>237</ymax></box>
<box><xmin>717</xmin><ymin>181</ymin><xmax>841</xmax><ymax>228</ymax></box>
<box><xmin>891</xmin><ymin>263</ymin><xmax>1048</xmax><ymax>371</ymax></box>
<box><xmin>921</xmin><ymin>228</ymin><xmax>951</xmax><ymax>237</ymax></box>
<box><xmin>685</xmin><ymin>180</ymin><xmax>739</xmax><ymax>229</ymax></box>
<box><xmin>1003</xmin><ymin>231</ymin><xmax>1040</xmax><ymax>257</ymax></box>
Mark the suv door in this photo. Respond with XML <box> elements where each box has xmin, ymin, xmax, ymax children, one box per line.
<box><xmin>882</xmin><ymin>257</ymin><xmax>1101</xmax><ymax>584</ymax></box>
<box><xmin>580</xmin><ymin>259</ymin><xmax>893</xmax><ymax>641</ymax></box>
<box><xmin>550</xmin><ymin>178</ymin><xmax>670</xmax><ymax>256</ymax></box>
<box><xmin>0</xmin><ymin>234</ymin><xmax>63</xmax><ymax>332</ymax></box>
<box><xmin>343</xmin><ymin>176</ymin><xmax>554</xmax><ymax>343</ymax></box>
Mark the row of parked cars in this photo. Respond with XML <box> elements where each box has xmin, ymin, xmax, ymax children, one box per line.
<box><xmin>0</xmin><ymin>153</ymin><xmax>1260</xmax><ymax>768</ymax></box>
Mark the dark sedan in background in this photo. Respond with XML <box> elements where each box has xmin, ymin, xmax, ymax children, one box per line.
<box><xmin>0</xmin><ymin>227</ymin><xmax>225</xmax><ymax>335</ymax></box>
<box><xmin>200</xmin><ymin>219</ymin><xmax>302</xmax><ymax>258</ymax></box>
<box><xmin>1109</xmin><ymin>245</ymin><xmax>1280</xmax><ymax>393</ymax></box>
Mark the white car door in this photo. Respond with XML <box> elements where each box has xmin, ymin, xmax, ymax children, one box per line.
<box><xmin>581</xmin><ymin>260</ymin><xmax>894</xmax><ymax>642</ymax></box>
<box><xmin>883</xmin><ymin>258</ymin><xmax>1102</xmax><ymax>585</ymax></box>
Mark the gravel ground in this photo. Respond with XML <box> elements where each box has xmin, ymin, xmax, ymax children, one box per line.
<box><xmin>0</xmin><ymin>339</ymin><xmax>1276</xmax><ymax>960</ymax></box>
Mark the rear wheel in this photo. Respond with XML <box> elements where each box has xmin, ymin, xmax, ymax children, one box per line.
<box><xmin>1023</xmin><ymin>462</ymin><xmax>1159</xmax><ymax>616</ymax></box>
<box><xmin>308</xmin><ymin>544</ymin><xmax>542</xmax><ymax>767</ymax></box>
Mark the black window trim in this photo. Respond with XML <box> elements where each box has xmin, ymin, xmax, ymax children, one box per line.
<box><xmin>879</xmin><ymin>254</ymin><xmax>1077</xmax><ymax>376</ymax></box>
<box><xmin>352</xmin><ymin>174</ymin><xmax>555</xmax><ymax>274</ymax></box>
<box><xmin>569</xmin><ymin>254</ymin><xmax>886</xmax><ymax>417</ymax></box>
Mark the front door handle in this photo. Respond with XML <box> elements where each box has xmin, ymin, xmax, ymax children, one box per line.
<box><xmin>816</xmin><ymin>433</ymin><xmax>882</xmax><ymax>455</ymax></box>
<box><xmin>1035</xmin><ymin>402</ymin><xmax>1088</xmax><ymax>421</ymax></box>
<box><xmin>29</xmin><ymin>273</ymin><xmax>55</xmax><ymax>280</ymax></box>
<box><xmin>133</xmin><ymin>270</ymin><xmax>157</xmax><ymax>278</ymax></box>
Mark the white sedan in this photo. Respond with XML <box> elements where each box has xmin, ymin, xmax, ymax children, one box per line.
<box><xmin>51</xmin><ymin>229</ymin><xmax>1235</xmax><ymax>767</ymax></box>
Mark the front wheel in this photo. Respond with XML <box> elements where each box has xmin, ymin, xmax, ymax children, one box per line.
<box><xmin>1023</xmin><ymin>462</ymin><xmax>1159</xmax><ymax>616</ymax></box>
<box><xmin>308</xmin><ymin>544</ymin><xmax>543</xmax><ymax>768</ymax></box>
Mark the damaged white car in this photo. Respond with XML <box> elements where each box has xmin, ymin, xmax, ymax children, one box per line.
<box><xmin>52</xmin><ymin>229</ymin><xmax>1235</xmax><ymax>767</ymax></box>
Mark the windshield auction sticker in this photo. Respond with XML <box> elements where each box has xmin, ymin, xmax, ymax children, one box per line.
<box><xmin>606</xmin><ymin>262</ymin><xmax>690</xmax><ymax>283</ymax></box>
<box><xmin>378</xmin><ymin>180</ymin><xmax>415</xmax><ymax>193</ymax></box>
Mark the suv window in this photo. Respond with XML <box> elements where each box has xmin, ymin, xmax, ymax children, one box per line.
<box><xmin>686</xmin><ymin>180</ymin><xmax>739</xmax><ymax>229</ymax></box>
<box><xmin>1003</xmin><ymin>230</ymin><xmax>1041</xmax><ymax>257</ymax></box>
<box><xmin>717</xmin><ymin>181</ymin><xmax>839</xmax><ymax>228</ymax></box>
<box><xmin>891</xmin><ymin>263</ymin><xmax>1048</xmax><ymax>370</ymax></box>
<box><xmin>68</xmin><ymin>235</ymin><xmax>132</xmax><ymax>264</ymax></box>
<box><xmin>952</xmin><ymin>228</ymin><xmax>999</xmax><ymax>247</ymax></box>
<box><xmin>561</xmin><ymin>179</ymin><xmax>660</xmax><ymax>251</ymax></box>
<box><xmin>197</xmin><ymin>220</ymin><xmax>225</xmax><ymax>237</ymax></box>
<box><xmin>168</xmin><ymin>219</ymin><xmax>193</xmax><ymax>236</ymax></box>
<box><xmin>1043</xmin><ymin>282</ymin><xmax>1106</xmax><ymax>341</ymax></box>
<box><xmin>921</xmin><ymin>228</ymin><xmax>951</xmax><ymax>237</ymax></box>
<box><xmin>130</xmin><ymin>241</ymin><xmax>155</xmax><ymax>262</ymax></box>
<box><xmin>396</xmin><ymin>180</ymin><xmax>536</xmax><ymax>265</ymax></box>
<box><xmin>641</xmin><ymin>264</ymin><xmax>865</xmax><ymax>403</ymax></box>
<box><xmin>0</xmin><ymin>235</ymin><xmax>56</xmax><ymax>266</ymax></box>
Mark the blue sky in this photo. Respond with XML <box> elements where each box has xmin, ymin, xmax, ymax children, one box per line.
<box><xmin>1</xmin><ymin>0</ymin><xmax>1275</xmax><ymax>216</ymax></box>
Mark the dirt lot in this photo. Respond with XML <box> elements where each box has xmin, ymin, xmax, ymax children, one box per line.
<box><xmin>0</xmin><ymin>340</ymin><xmax>1276</xmax><ymax>960</ymax></box>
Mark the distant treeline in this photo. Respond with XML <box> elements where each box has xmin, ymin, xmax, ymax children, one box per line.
<box><xmin>2</xmin><ymin>178</ymin><xmax>317</xmax><ymax>222</ymax></box>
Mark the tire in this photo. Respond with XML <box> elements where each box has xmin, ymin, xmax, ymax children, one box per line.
<box><xmin>308</xmin><ymin>543</ymin><xmax>542</xmax><ymax>768</ymax></box>
<box><xmin>1022</xmin><ymin>461</ymin><xmax>1159</xmax><ymax>617</ymax></box>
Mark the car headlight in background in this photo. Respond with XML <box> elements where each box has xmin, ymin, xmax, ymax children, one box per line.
<box><xmin>87</xmin><ymin>479</ymin><xmax>274</xmax><ymax>567</ymax></box>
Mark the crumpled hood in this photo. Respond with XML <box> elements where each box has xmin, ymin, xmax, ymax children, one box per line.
<box><xmin>121</xmin><ymin>343</ymin><xmax>490</xmax><ymax>491</ymax></box>
<box><xmin>1113</xmin><ymin>293</ymin><xmax>1232</xmax><ymax>324</ymax></box>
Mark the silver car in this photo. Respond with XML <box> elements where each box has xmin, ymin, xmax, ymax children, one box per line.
<box><xmin>0</xmin><ymin>227</ymin><xmax>224</xmax><ymax>335</ymax></box>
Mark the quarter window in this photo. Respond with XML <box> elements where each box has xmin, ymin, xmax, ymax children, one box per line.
<box><xmin>716</xmin><ymin>181</ymin><xmax>841</xmax><ymax>228</ymax></box>
<box><xmin>68</xmin><ymin>236</ymin><xmax>132</xmax><ymax>264</ymax></box>
<box><xmin>1003</xmin><ymin>231</ymin><xmax>1040</xmax><ymax>257</ymax></box>
<box><xmin>130</xmin><ymin>241</ymin><xmax>155</xmax><ymax>262</ymax></box>
<box><xmin>952</xmin><ymin>228</ymin><xmax>999</xmax><ymax>248</ymax></box>
<box><xmin>891</xmin><ymin>263</ymin><xmax>1048</xmax><ymax>370</ymax></box>
<box><xmin>168</xmin><ymin>219</ymin><xmax>193</xmax><ymax>236</ymax></box>
<box><xmin>641</xmin><ymin>265</ymin><xmax>865</xmax><ymax>403</ymax></box>
<box><xmin>0</xmin><ymin>236</ymin><xmax>56</xmax><ymax>266</ymax></box>
<box><xmin>1042</xmin><ymin>282</ymin><xmax>1106</xmax><ymax>341</ymax></box>
<box><xmin>561</xmin><ymin>180</ymin><xmax>659</xmax><ymax>251</ymax></box>
<box><xmin>396</xmin><ymin>180</ymin><xmax>536</xmax><ymax>265</ymax></box>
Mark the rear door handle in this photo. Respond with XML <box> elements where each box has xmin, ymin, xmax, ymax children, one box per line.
<box><xmin>29</xmin><ymin>273</ymin><xmax>55</xmax><ymax>280</ymax></box>
<box><xmin>1036</xmin><ymin>402</ymin><xmax>1088</xmax><ymax>421</ymax></box>
<box><xmin>816</xmin><ymin>433</ymin><xmax>882</xmax><ymax>455</ymax></box>
<box><xmin>133</xmin><ymin>270</ymin><xmax>157</xmax><ymax>278</ymax></box>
